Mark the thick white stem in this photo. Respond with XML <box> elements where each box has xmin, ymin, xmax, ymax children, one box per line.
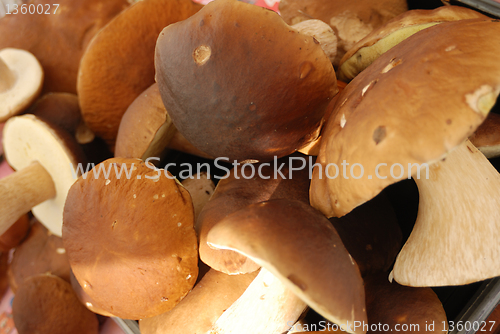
<box><xmin>391</xmin><ymin>140</ymin><xmax>500</xmax><ymax>286</ymax></box>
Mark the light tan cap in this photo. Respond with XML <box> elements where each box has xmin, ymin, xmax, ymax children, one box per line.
<box><xmin>0</xmin><ymin>48</ymin><xmax>43</xmax><ymax>122</ymax></box>
<box><xmin>338</xmin><ymin>6</ymin><xmax>488</xmax><ymax>81</ymax></box>
<box><xmin>310</xmin><ymin>18</ymin><xmax>500</xmax><ymax>218</ymax></box>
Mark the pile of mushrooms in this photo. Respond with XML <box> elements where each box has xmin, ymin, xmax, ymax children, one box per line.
<box><xmin>1</xmin><ymin>0</ymin><xmax>500</xmax><ymax>333</ymax></box>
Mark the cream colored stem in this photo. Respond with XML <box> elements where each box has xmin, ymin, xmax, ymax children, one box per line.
<box><xmin>391</xmin><ymin>140</ymin><xmax>500</xmax><ymax>287</ymax></box>
<box><xmin>0</xmin><ymin>161</ymin><xmax>56</xmax><ymax>235</ymax></box>
<box><xmin>0</xmin><ymin>57</ymin><xmax>15</xmax><ymax>93</ymax></box>
<box><xmin>292</xmin><ymin>19</ymin><xmax>338</xmax><ymax>64</ymax></box>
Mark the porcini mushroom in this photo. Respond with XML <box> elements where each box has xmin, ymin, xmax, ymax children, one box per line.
<box><xmin>197</xmin><ymin>155</ymin><xmax>310</xmax><ymax>274</ymax></box>
<box><xmin>337</xmin><ymin>6</ymin><xmax>487</xmax><ymax>81</ymax></box>
<box><xmin>0</xmin><ymin>48</ymin><xmax>43</xmax><ymax>122</ymax></box>
<box><xmin>0</xmin><ymin>213</ymin><xmax>29</xmax><ymax>252</ymax></box>
<box><xmin>0</xmin><ymin>0</ymin><xmax>130</xmax><ymax>93</ymax></box>
<box><xmin>279</xmin><ymin>0</ymin><xmax>408</xmax><ymax>67</ymax></box>
<box><xmin>309</xmin><ymin>19</ymin><xmax>500</xmax><ymax>286</ymax></box>
<box><xmin>63</xmin><ymin>158</ymin><xmax>199</xmax><ymax>319</ymax></box>
<box><xmin>12</xmin><ymin>274</ymin><xmax>99</xmax><ymax>334</ymax></box>
<box><xmin>207</xmin><ymin>199</ymin><xmax>367</xmax><ymax>334</ymax></box>
<box><xmin>155</xmin><ymin>0</ymin><xmax>337</xmax><ymax>162</ymax></box>
<box><xmin>0</xmin><ymin>114</ymin><xmax>86</xmax><ymax>236</ymax></box>
<box><xmin>78</xmin><ymin>0</ymin><xmax>202</xmax><ymax>149</ymax></box>
<box><xmin>8</xmin><ymin>219</ymin><xmax>71</xmax><ymax>293</ymax></box>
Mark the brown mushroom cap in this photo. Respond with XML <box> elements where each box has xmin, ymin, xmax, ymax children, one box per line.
<box><xmin>469</xmin><ymin>112</ymin><xmax>500</xmax><ymax>158</ymax></box>
<box><xmin>338</xmin><ymin>6</ymin><xmax>488</xmax><ymax>81</ymax></box>
<box><xmin>12</xmin><ymin>274</ymin><xmax>99</xmax><ymax>334</ymax></box>
<box><xmin>279</xmin><ymin>0</ymin><xmax>408</xmax><ymax>66</ymax></box>
<box><xmin>197</xmin><ymin>155</ymin><xmax>310</xmax><ymax>274</ymax></box>
<box><xmin>0</xmin><ymin>48</ymin><xmax>43</xmax><ymax>121</ymax></box>
<box><xmin>140</xmin><ymin>269</ymin><xmax>258</xmax><ymax>334</ymax></box>
<box><xmin>155</xmin><ymin>0</ymin><xmax>337</xmax><ymax>162</ymax></box>
<box><xmin>310</xmin><ymin>18</ymin><xmax>500</xmax><ymax>218</ymax></box>
<box><xmin>207</xmin><ymin>199</ymin><xmax>367</xmax><ymax>334</ymax></box>
<box><xmin>0</xmin><ymin>0</ymin><xmax>129</xmax><ymax>93</ymax></box>
<box><xmin>62</xmin><ymin>157</ymin><xmax>198</xmax><ymax>319</ymax></box>
<box><xmin>78</xmin><ymin>0</ymin><xmax>202</xmax><ymax>150</ymax></box>
<box><xmin>8</xmin><ymin>219</ymin><xmax>70</xmax><ymax>293</ymax></box>
<box><xmin>69</xmin><ymin>270</ymin><xmax>116</xmax><ymax>318</ymax></box>
<box><xmin>364</xmin><ymin>273</ymin><xmax>447</xmax><ymax>334</ymax></box>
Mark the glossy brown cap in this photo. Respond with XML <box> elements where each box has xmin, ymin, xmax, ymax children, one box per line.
<box><xmin>311</xmin><ymin>19</ymin><xmax>500</xmax><ymax>218</ymax></box>
<box><xmin>197</xmin><ymin>155</ymin><xmax>311</xmax><ymax>274</ymax></box>
<box><xmin>207</xmin><ymin>199</ymin><xmax>367</xmax><ymax>334</ymax></box>
<box><xmin>469</xmin><ymin>112</ymin><xmax>500</xmax><ymax>158</ymax></box>
<box><xmin>0</xmin><ymin>0</ymin><xmax>129</xmax><ymax>93</ymax></box>
<box><xmin>62</xmin><ymin>158</ymin><xmax>198</xmax><ymax>319</ymax></box>
<box><xmin>155</xmin><ymin>0</ymin><xmax>337</xmax><ymax>162</ymax></box>
<box><xmin>364</xmin><ymin>273</ymin><xmax>447</xmax><ymax>334</ymax></box>
<box><xmin>12</xmin><ymin>274</ymin><xmax>99</xmax><ymax>334</ymax></box>
<box><xmin>78</xmin><ymin>0</ymin><xmax>202</xmax><ymax>150</ymax></box>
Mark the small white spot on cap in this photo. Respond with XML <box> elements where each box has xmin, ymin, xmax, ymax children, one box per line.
<box><xmin>445</xmin><ymin>45</ymin><xmax>456</xmax><ymax>52</ymax></box>
<box><xmin>133</xmin><ymin>194</ymin><xmax>136</xmax><ymax>199</ymax></box>
<box><xmin>162</xmin><ymin>194</ymin><xmax>166</xmax><ymax>198</ymax></box>
<box><xmin>186</xmin><ymin>274</ymin><xmax>192</xmax><ymax>280</ymax></box>
<box><xmin>177</xmin><ymin>222</ymin><xmax>182</xmax><ymax>227</ymax></box>
<box><xmin>153</xmin><ymin>194</ymin><xmax>159</xmax><ymax>200</ymax></box>
<box><xmin>86</xmin><ymin>302</ymin><xmax>93</xmax><ymax>308</ymax></box>
<box><xmin>340</xmin><ymin>114</ymin><xmax>346</xmax><ymax>128</ymax></box>
<box><xmin>348</xmin><ymin>254</ymin><xmax>355</xmax><ymax>265</ymax></box>
<box><xmin>56</xmin><ymin>248</ymin><xmax>66</xmax><ymax>254</ymax></box>
<box><xmin>105</xmin><ymin>179</ymin><xmax>111</xmax><ymax>185</ymax></box>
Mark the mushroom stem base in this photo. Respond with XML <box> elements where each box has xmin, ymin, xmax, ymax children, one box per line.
<box><xmin>0</xmin><ymin>161</ymin><xmax>56</xmax><ymax>235</ymax></box>
<box><xmin>391</xmin><ymin>140</ymin><xmax>500</xmax><ymax>286</ymax></box>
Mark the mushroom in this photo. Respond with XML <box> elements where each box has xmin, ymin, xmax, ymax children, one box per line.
<box><xmin>197</xmin><ymin>154</ymin><xmax>310</xmax><ymax>274</ymax></box>
<box><xmin>309</xmin><ymin>19</ymin><xmax>500</xmax><ymax>286</ymax></box>
<box><xmin>115</xmin><ymin>83</ymin><xmax>213</xmax><ymax>160</ymax></box>
<box><xmin>155</xmin><ymin>0</ymin><xmax>337</xmax><ymax>162</ymax></box>
<box><xmin>279</xmin><ymin>0</ymin><xmax>408</xmax><ymax>67</ymax></box>
<box><xmin>12</xmin><ymin>274</ymin><xmax>99</xmax><ymax>334</ymax></box>
<box><xmin>8</xmin><ymin>219</ymin><xmax>71</xmax><ymax>293</ymax></box>
<box><xmin>0</xmin><ymin>114</ymin><xmax>86</xmax><ymax>236</ymax></box>
<box><xmin>0</xmin><ymin>0</ymin><xmax>130</xmax><ymax>93</ymax></box>
<box><xmin>78</xmin><ymin>0</ymin><xmax>202</xmax><ymax>150</ymax></box>
<box><xmin>364</xmin><ymin>272</ymin><xmax>448</xmax><ymax>334</ymax></box>
<box><xmin>140</xmin><ymin>269</ymin><xmax>258</xmax><ymax>334</ymax></box>
<box><xmin>181</xmin><ymin>172</ymin><xmax>215</xmax><ymax>220</ymax></box>
<box><xmin>469</xmin><ymin>112</ymin><xmax>500</xmax><ymax>158</ymax></box>
<box><xmin>310</xmin><ymin>18</ymin><xmax>500</xmax><ymax>218</ymax></box>
<box><xmin>62</xmin><ymin>158</ymin><xmax>199</xmax><ymax>319</ymax></box>
<box><xmin>337</xmin><ymin>6</ymin><xmax>488</xmax><ymax>81</ymax></box>
<box><xmin>207</xmin><ymin>199</ymin><xmax>367</xmax><ymax>334</ymax></box>
<box><xmin>0</xmin><ymin>48</ymin><xmax>43</xmax><ymax>122</ymax></box>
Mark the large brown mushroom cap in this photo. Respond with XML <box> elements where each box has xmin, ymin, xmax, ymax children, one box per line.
<box><xmin>78</xmin><ymin>0</ymin><xmax>202</xmax><ymax>150</ymax></box>
<box><xmin>338</xmin><ymin>6</ymin><xmax>488</xmax><ymax>81</ymax></box>
<box><xmin>155</xmin><ymin>0</ymin><xmax>337</xmax><ymax>162</ymax></box>
<box><xmin>0</xmin><ymin>0</ymin><xmax>129</xmax><ymax>93</ymax></box>
<box><xmin>207</xmin><ymin>199</ymin><xmax>367</xmax><ymax>334</ymax></box>
<box><xmin>310</xmin><ymin>18</ymin><xmax>500</xmax><ymax>218</ymax></box>
<box><xmin>63</xmin><ymin>157</ymin><xmax>198</xmax><ymax>319</ymax></box>
<box><xmin>469</xmin><ymin>112</ymin><xmax>500</xmax><ymax>158</ymax></box>
<box><xmin>12</xmin><ymin>274</ymin><xmax>99</xmax><ymax>334</ymax></box>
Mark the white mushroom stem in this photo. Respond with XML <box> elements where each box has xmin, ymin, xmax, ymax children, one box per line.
<box><xmin>209</xmin><ymin>268</ymin><xmax>307</xmax><ymax>334</ymax></box>
<box><xmin>0</xmin><ymin>57</ymin><xmax>15</xmax><ymax>93</ymax></box>
<box><xmin>391</xmin><ymin>139</ymin><xmax>500</xmax><ymax>286</ymax></box>
<box><xmin>0</xmin><ymin>161</ymin><xmax>55</xmax><ymax>235</ymax></box>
